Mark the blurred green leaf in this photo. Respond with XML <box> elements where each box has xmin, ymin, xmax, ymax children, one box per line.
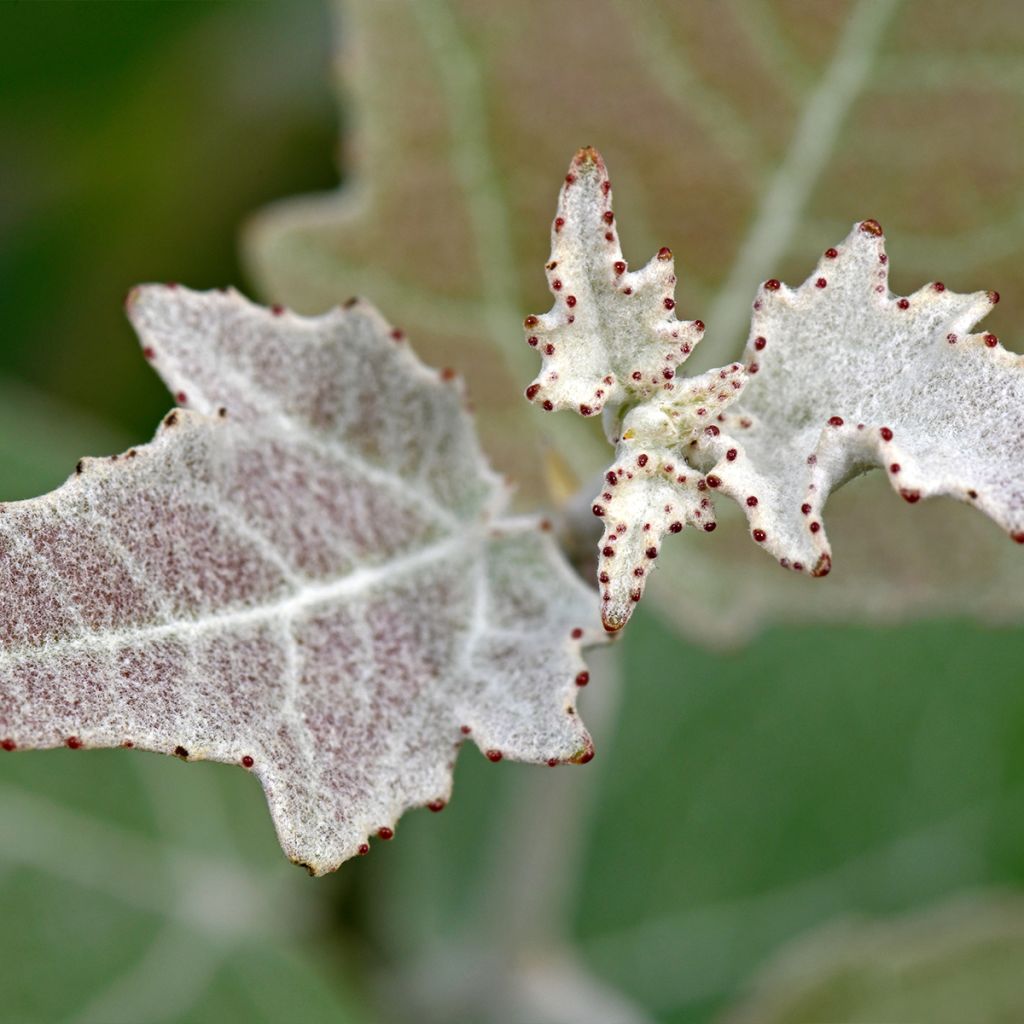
<box><xmin>720</xmin><ymin>892</ymin><xmax>1024</xmax><ymax>1024</ymax></box>
<box><xmin>0</xmin><ymin>754</ymin><xmax>371</xmax><ymax>1021</ymax></box>
<box><xmin>573</xmin><ymin>611</ymin><xmax>1024</xmax><ymax>1021</ymax></box>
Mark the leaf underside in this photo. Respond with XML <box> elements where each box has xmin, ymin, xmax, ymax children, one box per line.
<box><xmin>0</xmin><ymin>288</ymin><xmax>603</xmax><ymax>874</ymax></box>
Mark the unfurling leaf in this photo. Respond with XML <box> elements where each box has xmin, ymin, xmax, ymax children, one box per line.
<box><xmin>524</xmin><ymin>148</ymin><xmax>747</xmax><ymax>631</ymax></box>
<box><xmin>0</xmin><ymin>287</ymin><xmax>602</xmax><ymax>875</ymax></box>
<box><xmin>247</xmin><ymin>0</ymin><xmax>1024</xmax><ymax>644</ymax></box>
<box><xmin>708</xmin><ymin>220</ymin><xmax>1023</xmax><ymax>575</ymax></box>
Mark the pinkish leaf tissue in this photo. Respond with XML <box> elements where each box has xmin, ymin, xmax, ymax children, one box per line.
<box><xmin>0</xmin><ymin>287</ymin><xmax>603</xmax><ymax>874</ymax></box>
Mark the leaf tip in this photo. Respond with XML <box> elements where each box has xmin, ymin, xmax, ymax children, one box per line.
<box><xmin>572</xmin><ymin>145</ymin><xmax>604</xmax><ymax>170</ymax></box>
<box><xmin>859</xmin><ymin>218</ymin><xmax>884</xmax><ymax>237</ymax></box>
<box><xmin>123</xmin><ymin>285</ymin><xmax>143</xmax><ymax>312</ymax></box>
<box><xmin>601</xmin><ymin>604</ymin><xmax>630</xmax><ymax>633</ymax></box>
<box><xmin>569</xmin><ymin>738</ymin><xmax>595</xmax><ymax>764</ymax></box>
<box><xmin>811</xmin><ymin>552</ymin><xmax>832</xmax><ymax>577</ymax></box>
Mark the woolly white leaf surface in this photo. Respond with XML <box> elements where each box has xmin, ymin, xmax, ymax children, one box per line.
<box><xmin>0</xmin><ymin>287</ymin><xmax>602</xmax><ymax>875</ymax></box>
<box><xmin>524</xmin><ymin>148</ymin><xmax>746</xmax><ymax>631</ymax></box>
<box><xmin>247</xmin><ymin>0</ymin><xmax>1024</xmax><ymax>645</ymax></box>
<box><xmin>709</xmin><ymin>220</ymin><xmax>1024</xmax><ymax>574</ymax></box>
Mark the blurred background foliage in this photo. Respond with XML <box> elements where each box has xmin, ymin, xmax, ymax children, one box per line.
<box><xmin>1</xmin><ymin>2</ymin><xmax>1024</xmax><ymax>1022</ymax></box>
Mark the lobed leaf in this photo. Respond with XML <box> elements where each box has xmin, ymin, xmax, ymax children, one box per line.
<box><xmin>0</xmin><ymin>287</ymin><xmax>603</xmax><ymax>874</ymax></box>
<box><xmin>709</xmin><ymin>220</ymin><xmax>1023</xmax><ymax>574</ymax></box>
<box><xmin>524</xmin><ymin>149</ymin><xmax>749</xmax><ymax>631</ymax></box>
<box><xmin>522</xmin><ymin>147</ymin><xmax>704</xmax><ymax>418</ymax></box>
<box><xmin>246</xmin><ymin>0</ymin><xmax>1024</xmax><ymax>644</ymax></box>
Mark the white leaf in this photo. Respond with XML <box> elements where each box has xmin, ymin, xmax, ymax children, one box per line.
<box><xmin>709</xmin><ymin>220</ymin><xmax>1023</xmax><ymax>574</ymax></box>
<box><xmin>524</xmin><ymin>149</ymin><xmax>747</xmax><ymax>631</ymax></box>
<box><xmin>0</xmin><ymin>287</ymin><xmax>603</xmax><ymax>874</ymax></box>
<box><xmin>523</xmin><ymin>147</ymin><xmax>705</xmax><ymax>418</ymax></box>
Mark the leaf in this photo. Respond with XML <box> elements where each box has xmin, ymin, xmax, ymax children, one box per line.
<box><xmin>522</xmin><ymin>147</ymin><xmax>707</xmax><ymax>418</ymax></box>
<box><xmin>244</xmin><ymin>0</ymin><xmax>1024</xmax><ymax>643</ymax></box>
<box><xmin>708</xmin><ymin>220</ymin><xmax>1022</xmax><ymax>575</ymax></box>
<box><xmin>720</xmin><ymin>892</ymin><xmax>1024</xmax><ymax>1024</ymax></box>
<box><xmin>0</xmin><ymin>286</ymin><xmax>603</xmax><ymax>875</ymax></box>
<box><xmin>524</xmin><ymin>147</ymin><xmax>748</xmax><ymax>631</ymax></box>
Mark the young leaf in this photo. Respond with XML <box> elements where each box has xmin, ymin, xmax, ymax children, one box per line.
<box><xmin>524</xmin><ymin>148</ymin><xmax>747</xmax><ymax>632</ymax></box>
<box><xmin>0</xmin><ymin>287</ymin><xmax>602</xmax><ymax>875</ymax></box>
<box><xmin>708</xmin><ymin>220</ymin><xmax>1023</xmax><ymax>575</ymax></box>
<box><xmin>246</xmin><ymin>0</ymin><xmax>1024</xmax><ymax>644</ymax></box>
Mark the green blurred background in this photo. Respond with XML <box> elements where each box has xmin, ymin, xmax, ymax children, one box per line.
<box><xmin>2</xmin><ymin>2</ymin><xmax>1024</xmax><ymax>1022</ymax></box>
